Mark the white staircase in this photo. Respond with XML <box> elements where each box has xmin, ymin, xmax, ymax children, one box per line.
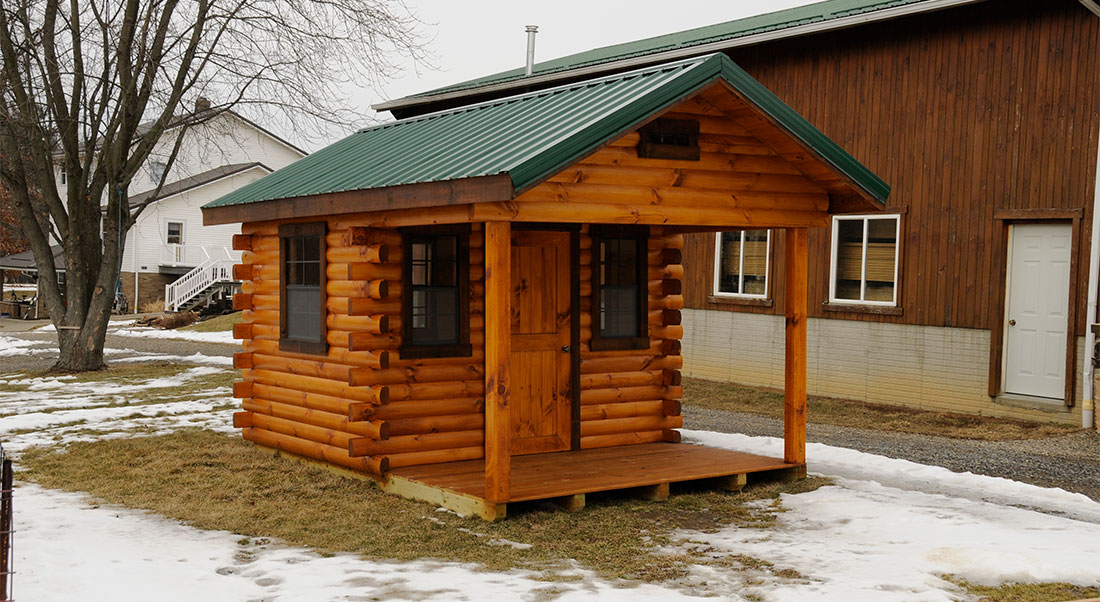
<box><xmin>165</xmin><ymin>247</ymin><xmax>238</xmax><ymax>312</ymax></box>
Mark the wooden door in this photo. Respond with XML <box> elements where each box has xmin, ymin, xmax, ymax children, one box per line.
<box><xmin>1003</xmin><ymin>223</ymin><xmax>1071</xmax><ymax>400</ymax></box>
<box><xmin>510</xmin><ymin>230</ymin><xmax>572</xmax><ymax>455</ymax></box>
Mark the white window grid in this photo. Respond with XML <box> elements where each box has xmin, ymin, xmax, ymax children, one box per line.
<box><xmin>712</xmin><ymin>229</ymin><xmax>770</xmax><ymax>299</ymax></box>
<box><xmin>828</xmin><ymin>213</ymin><xmax>901</xmax><ymax>306</ymax></box>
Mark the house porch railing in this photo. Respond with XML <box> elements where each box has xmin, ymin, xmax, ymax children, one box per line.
<box><xmin>164</xmin><ymin>247</ymin><xmax>236</xmax><ymax>312</ymax></box>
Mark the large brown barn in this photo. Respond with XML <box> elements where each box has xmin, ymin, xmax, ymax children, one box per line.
<box><xmin>374</xmin><ymin>0</ymin><xmax>1100</xmax><ymax>428</ymax></box>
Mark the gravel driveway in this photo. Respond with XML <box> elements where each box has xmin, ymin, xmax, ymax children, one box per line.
<box><xmin>685</xmin><ymin>405</ymin><xmax>1100</xmax><ymax>502</ymax></box>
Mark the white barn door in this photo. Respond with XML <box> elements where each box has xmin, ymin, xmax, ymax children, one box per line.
<box><xmin>1003</xmin><ymin>223</ymin><xmax>1072</xmax><ymax>400</ymax></box>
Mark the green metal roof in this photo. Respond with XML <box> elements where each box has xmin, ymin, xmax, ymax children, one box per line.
<box><xmin>380</xmin><ymin>0</ymin><xmax>956</xmax><ymax>109</ymax></box>
<box><xmin>204</xmin><ymin>53</ymin><xmax>888</xmax><ymax>211</ymax></box>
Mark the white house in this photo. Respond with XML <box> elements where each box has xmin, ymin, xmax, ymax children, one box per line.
<box><xmin>56</xmin><ymin>104</ymin><xmax>306</xmax><ymax>311</ymax></box>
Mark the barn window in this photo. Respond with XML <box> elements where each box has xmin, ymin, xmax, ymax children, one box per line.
<box><xmin>637</xmin><ymin>118</ymin><xmax>700</xmax><ymax>161</ymax></box>
<box><xmin>829</xmin><ymin>215</ymin><xmax>901</xmax><ymax>305</ymax></box>
<box><xmin>714</xmin><ymin>230</ymin><xmax>770</xmax><ymax>298</ymax></box>
<box><xmin>279</xmin><ymin>222</ymin><xmax>327</xmax><ymax>355</ymax></box>
<box><xmin>591</xmin><ymin>226</ymin><xmax>649</xmax><ymax>351</ymax></box>
<box><xmin>400</xmin><ymin>225</ymin><xmax>471</xmax><ymax>358</ymax></box>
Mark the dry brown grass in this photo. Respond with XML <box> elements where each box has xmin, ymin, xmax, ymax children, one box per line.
<box><xmin>181</xmin><ymin>311</ymin><xmax>241</xmax><ymax>332</ymax></box>
<box><xmin>138</xmin><ymin>299</ymin><xmax>165</xmax><ymax>313</ymax></box>
<box><xmin>945</xmin><ymin>576</ymin><xmax>1100</xmax><ymax>602</ymax></box>
<box><xmin>683</xmin><ymin>378</ymin><xmax>1079</xmax><ymax>441</ymax></box>
<box><xmin>21</xmin><ymin>429</ymin><xmax>830</xmax><ymax>583</ymax></box>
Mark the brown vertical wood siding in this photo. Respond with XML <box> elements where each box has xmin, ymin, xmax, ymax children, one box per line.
<box><xmin>683</xmin><ymin>0</ymin><xmax>1100</xmax><ymax>336</ymax></box>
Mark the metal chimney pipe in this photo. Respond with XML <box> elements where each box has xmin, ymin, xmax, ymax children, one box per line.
<box><xmin>525</xmin><ymin>25</ymin><xmax>538</xmax><ymax>76</ymax></box>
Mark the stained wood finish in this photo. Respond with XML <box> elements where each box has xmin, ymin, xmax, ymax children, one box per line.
<box><xmin>683</xmin><ymin>1</ymin><xmax>1100</xmax><ymax>341</ymax></box>
<box><xmin>483</xmin><ymin>220</ymin><xmax>512</xmax><ymax>501</ymax></box>
<box><xmin>391</xmin><ymin>442</ymin><xmax>800</xmax><ymax>503</ymax></box>
<box><xmin>509</xmin><ymin>230</ymin><xmax>572</xmax><ymax>454</ymax></box>
<box><xmin>784</xmin><ymin>228</ymin><xmax>808</xmax><ymax>465</ymax></box>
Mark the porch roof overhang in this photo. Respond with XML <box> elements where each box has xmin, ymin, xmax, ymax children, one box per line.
<box><xmin>202</xmin><ymin>53</ymin><xmax>889</xmax><ymax>226</ymax></box>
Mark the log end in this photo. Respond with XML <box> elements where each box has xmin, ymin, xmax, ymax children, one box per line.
<box><xmin>232</xmin><ymin>411</ymin><xmax>253</xmax><ymax>429</ymax></box>
<box><xmin>232</xmin><ymin>293</ymin><xmax>253</xmax><ymax>311</ymax></box>
<box><xmin>232</xmin><ymin>381</ymin><xmax>253</xmax><ymax>399</ymax></box>
<box><xmin>233</xmin><ymin>352</ymin><xmax>254</xmax><ymax>370</ymax></box>
<box><xmin>231</xmin><ymin>234</ymin><xmax>253</xmax><ymax>251</ymax></box>
<box><xmin>661</xmin><ymin>429</ymin><xmax>682</xmax><ymax>443</ymax></box>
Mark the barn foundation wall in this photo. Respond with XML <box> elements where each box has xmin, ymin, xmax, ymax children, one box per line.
<box><xmin>681</xmin><ymin>309</ymin><xmax>1084</xmax><ymax>425</ymax></box>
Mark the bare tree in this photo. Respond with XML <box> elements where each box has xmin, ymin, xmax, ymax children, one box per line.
<box><xmin>0</xmin><ymin>0</ymin><xmax>424</xmax><ymax>371</ymax></box>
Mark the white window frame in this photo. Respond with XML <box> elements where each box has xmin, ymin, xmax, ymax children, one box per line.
<box><xmin>165</xmin><ymin>220</ymin><xmax>185</xmax><ymax>245</ymax></box>
<box><xmin>712</xmin><ymin>229</ymin><xmax>771</xmax><ymax>299</ymax></box>
<box><xmin>828</xmin><ymin>214</ymin><xmax>901</xmax><ymax>306</ymax></box>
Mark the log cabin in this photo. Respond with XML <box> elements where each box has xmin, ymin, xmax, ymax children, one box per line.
<box><xmin>202</xmin><ymin>53</ymin><xmax>889</xmax><ymax>519</ymax></box>
<box><xmin>376</xmin><ymin>0</ymin><xmax>1100</xmax><ymax>429</ymax></box>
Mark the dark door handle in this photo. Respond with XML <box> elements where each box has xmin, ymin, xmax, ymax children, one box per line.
<box><xmin>1008</xmin><ymin>319</ymin><xmax>1016</xmax><ymax>326</ymax></box>
<box><xmin>562</xmin><ymin>345</ymin><xmax>571</xmax><ymax>353</ymax></box>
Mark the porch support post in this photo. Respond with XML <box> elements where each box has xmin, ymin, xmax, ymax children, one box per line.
<box><xmin>784</xmin><ymin>228</ymin><xmax>808</xmax><ymax>465</ymax></box>
<box><xmin>484</xmin><ymin>220</ymin><xmax>511</xmax><ymax>502</ymax></box>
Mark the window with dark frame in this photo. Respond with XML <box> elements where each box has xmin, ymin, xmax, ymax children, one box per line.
<box><xmin>591</xmin><ymin>227</ymin><xmax>649</xmax><ymax>351</ymax></box>
<box><xmin>400</xmin><ymin>226</ymin><xmax>471</xmax><ymax>358</ymax></box>
<box><xmin>166</xmin><ymin>221</ymin><xmax>184</xmax><ymax>245</ymax></box>
<box><xmin>279</xmin><ymin>222</ymin><xmax>326</xmax><ymax>354</ymax></box>
<box><xmin>637</xmin><ymin>118</ymin><xmax>700</xmax><ymax>161</ymax></box>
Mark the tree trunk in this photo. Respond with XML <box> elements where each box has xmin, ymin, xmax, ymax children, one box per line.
<box><xmin>54</xmin><ymin>321</ymin><xmax>110</xmax><ymax>372</ymax></box>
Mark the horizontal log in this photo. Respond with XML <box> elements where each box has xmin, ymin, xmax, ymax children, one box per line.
<box><xmin>327</xmin><ymin>280</ymin><xmax>392</xmax><ymax>299</ymax></box>
<box><xmin>384</xmin><ymin>446</ymin><xmax>483</xmax><ymax>469</ymax></box>
<box><xmin>245</xmin><ymin>339</ymin><xmax>390</xmax><ymax>370</ymax></box>
<box><xmin>663</xmin><ymin>429</ymin><xmax>682</xmax><ymax>443</ymax></box>
<box><xmin>580</xmin><ymin>385</ymin><xmax>680</xmax><ymax>405</ymax></box>
<box><xmin>341</xmin><ymin>227</ymin><xmax>401</xmax><ymax>247</ymax></box>
<box><xmin>649</xmin><ymin>264</ymin><xmax>684</xmax><ymax>280</ymax></box>
<box><xmin>579</xmin><ymin>354</ymin><xmax>682</xmax><ymax>375</ymax></box>
<box><xmin>233</xmin><ymin>293</ymin><xmax>253</xmax><ymax>311</ymax></box>
<box><xmin>243</xmin><ymin>427</ymin><xmax>387</xmax><ymax>475</ymax></box>
<box><xmin>580</xmin><ymin>415</ymin><xmax>682</xmax><ymax>438</ymax></box>
<box><xmin>232</xmin><ymin>411</ymin><xmax>253</xmax><ymax>428</ymax></box>
<box><xmin>649</xmin><ymin>233</ymin><xmax>685</xmax><ymax>250</ymax></box>
<box><xmin>233</xmin><ymin>322</ymin><xmax>253</xmax><ymax>340</ymax></box>
<box><xmin>653</xmin><ymin>295</ymin><xmax>685</xmax><ymax>310</ymax></box>
<box><xmin>387</xmin><ymin>413</ymin><xmax>484</xmax><ymax>436</ymax></box>
<box><xmin>232</xmin><ymin>263</ymin><xmax>255</xmax><ymax>281</ymax></box>
<box><xmin>580</xmin><ymin>370</ymin><xmax>664</xmax><ymax>390</ymax></box>
<box><xmin>654</xmin><ymin>309</ymin><xmax>681</xmax><ymax>326</ymax></box>
<box><xmin>649</xmin><ymin>325</ymin><xmax>684</xmax><ymax>340</ymax></box>
<box><xmin>579</xmin><ymin>430</ymin><xmax>665</xmax><ymax>450</ymax></box>
<box><xmin>388</xmin><ymin>381</ymin><xmax>487</xmax><ymax>403</ymax></box>
<box><xmin>326</xmin><ymin>243</ymin><xmax>389</xmax><ymax>264</ymax></box>
<box><xmin>232</xmin><ymin>381</ymin><xmax>253</xmax><ymax>399</ymax></box>
<box><xmin>348</xmin><ymin>429</ymin><xmax>483</xmax><ymax>457</ymax></box>
<box><xmin>251</xmin><ymin>368</ymin><xmax>388</xmax><ymax>404</ymax></box>
<box><xmin>251</xmin><ymin>410</ymin><xmax>356</xmax><ymax>449</ymax></box>
<box><xmin>245</xmin><ymin>397</ymin><xmax>388</xmax><ymax>440</ymax></box>
<box><xmin>328</xmin><ymin>314</ymin><xmax>388</xmax><ymax>335</ymax></box>
<box><xmin>347</xmin><ymin>279</ymin><xmax>388</xmax><ymax>301</ymax></box>
<box><xmin>664</xmin><ymin>369</ymin><xmax>681</xmax><ymax>386</ymax></box>
<box><xmin>346</xmin><ymin>297</ymin><xmax>399</xmax><ymax>316</ymax></box>
<box><xmin>350</xmin><ymin>363</ymin><xmax>484</xmax><ymax>387</ymax></box>
<box><xmin>649</xmin><ymin>279</ymin><xmax>682</xmax><ymax>296</ymax></box>
<box><xmin>345</xmin><ymin>331</ymin><xmax>402</xmax><ymax>351</ymax></box>
<box><xmin>232</xmin><ymin>234</ymin><xmax>252</xmax><ymax>251</ymax></box>
<box><xmin>654</xmin><ymin>248</ymin><xmax>682</xmax><ymax>265</ymax></box>
<box><xmin>580</xmin><ymin>400</ymin><xmax>665</xmax><ymax>422</ymax></box>
<box><xmin>250</xmin><ymin>352</ymin><xmax>353</xmax><ymax>381</ymax></box>
<box><xmin>251</xmin><ymin>381</ymin><xmax>387</xmax><ymax>416</ymax></box>
<box><xmin>326</xmin><ymin>262</ymin><xmax>400</xmax><ymax>281</ymax></box>
<box><xmin>234</xmin><ymin>352</ymin><xmax>253</xmax><ymax>370</ymax></box>
<box><xmin>366</xmin><ymin>397</ymin><xmax>483</xmax><ymax>421</ymax></box>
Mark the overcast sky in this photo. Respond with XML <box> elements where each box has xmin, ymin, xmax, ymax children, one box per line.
<box><xmin>350</xmin><ymin>0</ymin><xmax>819</xmax><ymax>126</ymax></box>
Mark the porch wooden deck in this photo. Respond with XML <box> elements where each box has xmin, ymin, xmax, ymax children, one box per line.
<box><xmin>387</xmin><ymin>442</ymin><xmax>804</xmax><ymax>520</ymax></box>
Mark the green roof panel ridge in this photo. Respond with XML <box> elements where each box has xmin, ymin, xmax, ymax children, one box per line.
<box><xmin>204</xmin><ymin>53</ymin><xmax>888</xmax><ymax>213</ymax></box>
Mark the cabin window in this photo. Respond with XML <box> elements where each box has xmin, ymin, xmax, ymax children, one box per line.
<box><xmin>166</xmin><ymin>221</ymin><xmax>184</xmax><ymax>245</ymax></box>
<box><xmin>713</xmin><ymin>230</ymin><xmax>770</xmax><ymax>298</ymax></box>
<box><xmin>279</xmin><ymin>222</ymin><xmax>327</xmax><ymax>355</ymax></box>
<box><xmin>829</xmin><ymin>215</ymin><xmax>901</xmax><ymax>305</ymax></box>
<box><xmin>637</xmin><ymin>118</ymin><xmax>700</xmax><ymax>161</ymax></box>
<box><xmin>591</xmin><ymin>227</ymin><xmax>649</xmax><ymax>351</ymax></box>
<box><xmin>400</xmin><ymin>225</ymin><xmax>472</xmax><ymax>358</ymax></box>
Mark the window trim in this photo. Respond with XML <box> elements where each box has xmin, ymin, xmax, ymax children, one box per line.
<box><xmin>712</xmin><ymin>229</ymin><xmax>771</xmax><ymax>300</ymax></box>
<box><xmin>399</xmin><ymin>224</ymin><xmax>473</xmax><ymax>359</ymax></box>
<box><xmin>828</xmin><ymin>213</ymin><xmax>902</xmax><ymax>307</ymax></box>
<box><xmin>278</xmin><ymin>221</ymin><xmax>328</xmax><ymax>355</ymax></box>
<box><xmin>590</xmin><ymin>225</ymin><xmax>649</xmax><ymax>351</ymax></box>
<box><xmin>165</xmin><ymin>220</ymin><xmax>185</xmax><ymax>245</ymax></box>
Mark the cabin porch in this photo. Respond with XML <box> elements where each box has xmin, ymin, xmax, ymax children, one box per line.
<box><xmin>388</xmin><ymin>442</ymin><xmax>806</xmax><ymax>520</ymax></box>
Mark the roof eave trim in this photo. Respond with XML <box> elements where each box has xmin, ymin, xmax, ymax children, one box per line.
<box><xmin>373</xmin><ymin>0</ymin><xmax>986</xmax><ymax>114</ymax></box>
<box><xmin>201</xmin><ymin>174</ymin><xmax>514</xmax><ymax>226</ymax></box>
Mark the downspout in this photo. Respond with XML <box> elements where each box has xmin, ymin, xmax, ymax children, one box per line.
<box><xmin>131</xmin><ymin>228</ymin><xmax>139</xmax><ymax>313</ymax></box>
<box><xmin>1083</xmin><ymin>0</ymin><xmax>1100</xmax><ymax>430</ymax></box>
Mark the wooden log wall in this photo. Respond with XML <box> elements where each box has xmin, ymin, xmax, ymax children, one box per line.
<box><xmin>232</xmin><ymin>221</ymin><xmax>487</xmax><ymax>476</ymax></box>
<box><xmin>576</xmin><ymin>225</ymin><xmax>684</xmax><ymax>449</ymax></box>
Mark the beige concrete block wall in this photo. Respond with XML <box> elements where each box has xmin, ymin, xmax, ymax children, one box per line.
<box><xmin>682</xmin><ymin>309</ymin><xmax>1084</xmax><ymax>425</ymax></box>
